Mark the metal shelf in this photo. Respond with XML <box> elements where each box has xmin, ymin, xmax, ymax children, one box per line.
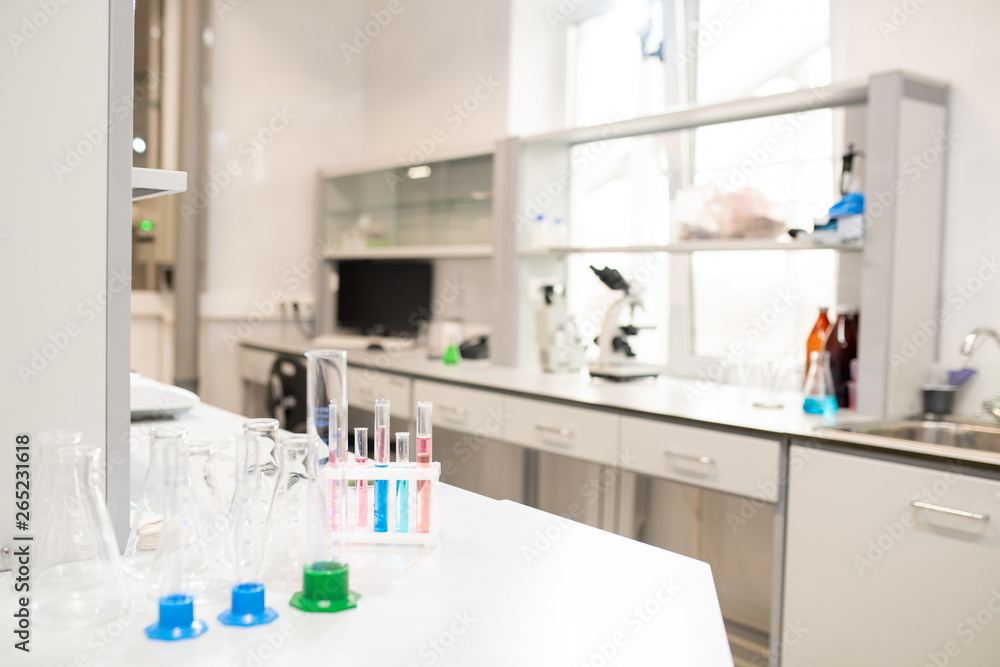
<box><xmin>324</xmin><ymin>244</ymin><xmax>494</xmax><ymax>260</ymax></box>
<box><xmin>518</xmin><ymin>239</ymin><xmax>864</xmax><ymax>255</ymax></box>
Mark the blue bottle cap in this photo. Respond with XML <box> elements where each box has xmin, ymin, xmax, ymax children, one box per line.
<box><xmin>144</xmin><ymin>594</ymin><xmax>208</xmax><ymax>641</ymax></box>
<box><xmin>218</xmin><ymin>583</ymin><xmax>279</xmax><ymax>627</ymax></box>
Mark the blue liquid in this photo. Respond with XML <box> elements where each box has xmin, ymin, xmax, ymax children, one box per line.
<box><xmin>374</xmin><ymin>478</ymin><xmax>388</xmax><ymax>532</ymax></box>
<box><xmin>803</xmin><ymin>395</ymin><xmax>838</xmax><ymax>415</ymax></box>
<box><xmin>396</xmin><ymin>480</ymin><xmax>409</xmax><ymax>533</ymax></box>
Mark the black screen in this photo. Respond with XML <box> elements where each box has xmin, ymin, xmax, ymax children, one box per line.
<box><xmin>336</xmin><ymin>261</ymin><xmax>432</xmax><ymax>336</ymax></box>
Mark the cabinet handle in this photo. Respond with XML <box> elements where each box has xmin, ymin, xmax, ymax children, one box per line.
<box><xmin>536</xmin><ymin>424</ymin><xmax>573</xmax><ymax>438</ymax></box>
<box><xmin>439</xmin><ymin>405</ymin><xmax>468</xmax><ymax>417</ymax></box>
<box><xmin>665</xmin><ymin>451</ymin><xmax>716</xmax><ymax>467</ymax></box>
<box><xmin>911</xmin><ymin>501</ymin><xmax>989</xmax><ymax>522</ymax></box>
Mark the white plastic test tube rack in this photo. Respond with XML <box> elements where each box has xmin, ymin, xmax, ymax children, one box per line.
<box><xmin>327</xmin><ymin>461</ymin><xmax>441</xmax><ymax>547</ymax></box>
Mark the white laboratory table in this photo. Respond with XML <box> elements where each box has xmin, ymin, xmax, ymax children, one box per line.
<box><xmin>1</xmin><ymin>403</ymin><xmax>733</xmax><ymax>666</ymax></box>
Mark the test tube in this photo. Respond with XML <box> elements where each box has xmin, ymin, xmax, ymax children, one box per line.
<box><xmin>373</xmin><ymin>398</ymin><xmax>390</xmax><ymax>533</ymax></box>
<box><xmin>354</xmin><ymin>427</ymin><xmax>369</xmax><ymax>527</ymax></box>
<box><xmin>395</xmin><ymin>432</ymin><xmax>410</xmax><ymax>533</ymax></box>
<box><xmin>416</xmin><ymin>401</ymin><xmax>433</xmax><ymax>533</ymax></box>
<box><xmin>328</xmin><ymin>398</ymin><xmax>348</xmax><ymax>531</ymax></box>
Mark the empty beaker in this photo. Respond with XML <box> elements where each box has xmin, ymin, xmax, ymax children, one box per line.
<box><xmin>32</xmin><ymin>431</ymin><xmax>130</xmax><ymax>629</ymax></box>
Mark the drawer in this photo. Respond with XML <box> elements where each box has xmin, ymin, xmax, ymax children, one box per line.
<box><xmin>503</xmin><ymin>396</ymin><xmax>619</xmax><ymax>465</ymax></box>
<box><xmin>620</xmin><ymin>416</ymin><xmax>780</xmax><ymax>501</ymax></box>
<box><xmin>413</xmin><ymin>380</ymin><xmax>506</xmax><ymax>440</ymax></box>
<box><xmin>346</xmin><ymin>367</ymin><xmax>412</xmax><ymax>419</ymax></box>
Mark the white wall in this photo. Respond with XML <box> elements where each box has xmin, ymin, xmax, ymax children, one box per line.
<box><xmin>831</xmin><ymin>0</ymin><xmax>1000</xmax><ymax>416</ymax></box>
<box><xmin>200</xmin><ymin>0</ymin><xmax>511</xmax><ymax>412</ymax></box>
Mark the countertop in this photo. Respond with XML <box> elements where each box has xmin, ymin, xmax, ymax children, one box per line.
<box><xmin>242</xmin><ymin>331</ymin><xmax>1000</xmax><ymax>469</ymax></box>
<box><xmin>0</xmin><ymin>403</ymin><xmax>734</xmax><ymax>666</ymax></box>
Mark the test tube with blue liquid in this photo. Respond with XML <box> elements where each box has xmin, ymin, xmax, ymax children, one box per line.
<box><xmin>396</xmin><ymin>432</ymin><xmax>410</xmax><ymax>533</ymax></box>
<box><xmin>373</xmin><ymin>398</ymin><xmax>390</xmax><ymax>532</ymax></box>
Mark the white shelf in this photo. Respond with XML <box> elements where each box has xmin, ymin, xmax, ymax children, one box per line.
<box><xmin>518</xmin><ymin>239</ymin><xmax>864</xmax><ymax>255</ymax></box>
<box><xmin>131</xmin><ymin>167</ymin><xmax>187</xmax><ymax>201</ymax></box>
<box><xmin>324</xmin><ymin>243</ymin><xmax>494</xmax><ymax>260</ymax></box>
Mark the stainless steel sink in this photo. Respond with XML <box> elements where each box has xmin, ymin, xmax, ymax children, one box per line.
<box><xmin>834</xmin><ymin>417</ymin><xmax>1000</xmax><ymax>453</ymax></box>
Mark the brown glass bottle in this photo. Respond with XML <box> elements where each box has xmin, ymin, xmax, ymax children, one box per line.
<box><xmin>824</xmin><ymin>308</ymin><xmax>858</xmax><ymax>408</ymax></box>
<box><xmin>805</xmin><ymin>307</ymin><xmax>831</xmax><ymax>382</ymax></box>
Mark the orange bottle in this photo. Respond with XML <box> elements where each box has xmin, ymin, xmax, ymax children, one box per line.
<box><xmin>805</xmin><ymin>307</ymin><xmax>830</xmax><ymax>382</ymax></box>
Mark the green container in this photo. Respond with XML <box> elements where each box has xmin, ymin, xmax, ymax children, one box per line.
<box><xmin>289</xmin><ymin>561</ymin><xmax>360</xmax><ymax>613</ymax></box>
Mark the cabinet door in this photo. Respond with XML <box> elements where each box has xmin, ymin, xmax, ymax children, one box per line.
<box><xmin>503</xmin><ymin>396</ymin><xmax>619</xmax><ymax>465</ymax></box>
<box><xmin>346</xmin><ymin>367</ymin><xmax>411</xmax><ymax>419</ymax></box>
<box><xmin>783</xmin><ymin>445</ymin><xmax>1000</xmax><ymax>667</ymax></box>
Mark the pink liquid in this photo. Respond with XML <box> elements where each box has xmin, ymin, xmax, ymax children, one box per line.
<box><xmin>417</xmin><ymin>436</ymin><xmax>431</xmax><ymax>533</ymax></box>
<box><xmin>356</xmin><ymin>458</ymin><xmax>368</xmax><ymax>527</ymax></box>
<box><xmin>375</xmin><ymin>426</ymin><xmax>389</xmax><ymax>465</ymax></box>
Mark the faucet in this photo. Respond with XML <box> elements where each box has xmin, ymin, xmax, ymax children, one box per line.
<box><xmin>961</xmin><ymin>328</ymin><xmax>1000</xmax><ymax>421</ymax></box>
<box><xmin>960</xmin><ymin>328</ymin><xmax>1000</xmax><ymax>356</ymax></box>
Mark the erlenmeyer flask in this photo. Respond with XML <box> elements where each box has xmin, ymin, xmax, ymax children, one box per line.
<box><xmin>32</xmin><ymin>431</ymin><xmax>129</xmax><ymax>629</ymax></box>
<box><xmin>149</xmin><ymin>428</ymin><xmax>233</xmax><ymax>604</ymax></box>
<box><xmin>803</xmin><ymin>350</ymin><xmax>838</xmax><ymax>415</ymax></box>
<box><xmin>261</xmin><ymin>434</ymin><xmax>314</xmax><ymax>592</ymax></box>
<box><xmin>186</xmin><ymin>436</ymin><xmax>235</xmax><ymax>588</ymax></box>
<box><xmin>123</xmin><ymin>428</ymin><xmax>170</xmax><ymax>578</ymax></box>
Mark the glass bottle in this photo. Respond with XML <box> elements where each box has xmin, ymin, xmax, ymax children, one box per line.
<box><xmin>824</xmin><ymin>307</ymin><xmax>859</xmax><ymax>408</ymax></box>
<box><xmin>32</xmin><ymin>431</ymin><xmax>130</xmax><ymax>629</ymax></box>
<box><xmin>805</xmin><ymin>307</ymin><xmax>830</xmax><ymax>381</ymax></box>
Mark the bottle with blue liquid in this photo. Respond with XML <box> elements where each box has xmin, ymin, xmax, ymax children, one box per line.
<box><xmin>803</xmin><ymin>350</ymin><xmax>838</xmax><ymax>423</ymax></box>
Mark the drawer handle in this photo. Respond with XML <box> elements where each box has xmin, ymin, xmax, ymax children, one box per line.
<box><xmin>440</xmin><ymin>405</ymin><xmax>468</xmax><ymax>417</ymax></box>
<box><xmin>666</xmin><ymin>451</ymin><xmax>716</xmax><ymax>467</ymax></box>
<box><xmin>911</xmin><ymin>501</ymin><xmax>989</xmax><ymax>522</ymax></box>
<box><xmin>536</xmin><ymin>424</ymin><xmax>573</xmax><ymax>438</ymax></box>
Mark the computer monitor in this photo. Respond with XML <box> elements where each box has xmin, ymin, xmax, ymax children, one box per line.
<box><xmin>336</xmin><ymin>260</ymin><xmax>432</xmax><ymax>337</ymax></box>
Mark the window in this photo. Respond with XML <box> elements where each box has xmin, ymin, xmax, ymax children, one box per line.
<box><xmin>566</xmin><ymin>0</ymin><xmax>837</xmax><ymax>378</ymax></box>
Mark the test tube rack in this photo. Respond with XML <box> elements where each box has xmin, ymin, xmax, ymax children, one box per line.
<box><xmin>327</xmin><ymin>461</ymin><xmax>441</xmax><ymax>547</ymax></box>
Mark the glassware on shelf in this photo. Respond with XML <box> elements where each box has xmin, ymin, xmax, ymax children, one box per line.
<box><xmin>144</xmin><ymin>427</ymin><xmax>210</xmax><ymax>640</ymax></box>
<box><xmin>149</xmin><ymin>428</ymin><xmax>233</xmax><ymax>605</ymax></box>
<box><xmin>218</xmin><ymin>431</ymin><xmax>278</xmax><ymax>627</ymax></box>
<box><xmin>32</xmin><ymin>431</ymin><xmax>130</xmax><ymax>629</ymax></box>
<box><xmin>288</xmin><ymin>433</ymin><xmax>358</xmax><ymax>614</ymax></box>
<box><xmin>803</xmin><ymin>350</ymin><xmax>838</xmax><ymax>417</ymax></box>
<box><xmin>124</xmin><ymin>428</ymin><xmax>171</xmax><ymax>578</ymax></box>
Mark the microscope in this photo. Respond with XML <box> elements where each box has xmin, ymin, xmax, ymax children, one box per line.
<box><xmin>587</xmin><ymin>265</ymin><xmax>659</xmax><ymax>381</ymax></box>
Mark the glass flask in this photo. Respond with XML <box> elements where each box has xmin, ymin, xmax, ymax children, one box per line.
<box><xmin>185</xmin><ymin>436</ymin><xmax>235</xmax><ymax>591</ymax></box>
<box><xmin>803</xmin><ymin>350</ymin><xmax>838</xmax><ymax>416</ymax></box>
<box><xmin>149</xmin><ymin>428</ymin><xmax>233</xmax><ymax>605</ymax></box>
<box><xmin>123</xmin><ymin>428</ymin><xmax>171</xmax><ymax>578</ymax></box>
<box><xmin>144</xmin><ymin>427</ymin><xmax>208</xmax><ymax>641</ymax></box>
<box><xmin>262</xmin><ymin>433</ymin><xmax>317</xmax><ymax>592</ymax></box>
<box><xmin>242</xmin><ymin>418</ymin><xmax>280</xmax><ymax>521</ymax></box>
<box><xmin>32</xmin><ymin>431</ymin><xmax>130</xmax><ymax>629</ymax></box>
<box><xmin>288</xmin><ymin>432</ymin><xmax>358</xmax><ymax>613</ymax></box>
<box><xmin>218</xmin><ymin>431</ymin><xmax>278</xmax><ymax>626</ymax></box>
